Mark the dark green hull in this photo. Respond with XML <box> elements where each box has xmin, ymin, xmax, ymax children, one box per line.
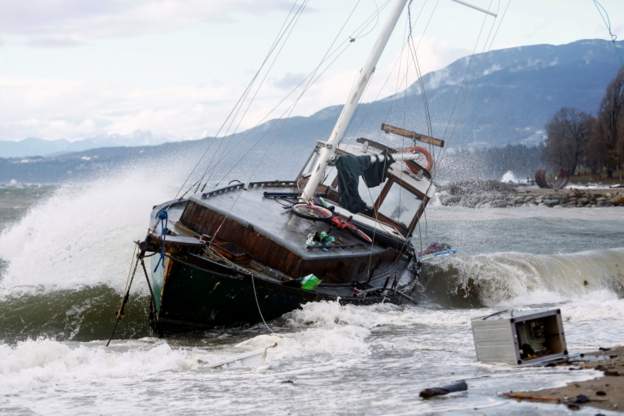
<box><xmin>150</xmin><ymin>253</ymin><xmax>411</xmax><ymax>334</ymax></box>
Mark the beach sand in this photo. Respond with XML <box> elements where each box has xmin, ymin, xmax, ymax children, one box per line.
<box><xmin>503</xmin><ymin>346</ymin><xmax>624</xmax><ymax>412</ymax></box>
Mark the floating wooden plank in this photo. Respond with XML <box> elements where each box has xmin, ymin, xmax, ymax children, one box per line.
<box><xmin>381</xmin><ymin>123</ymin><xmax>445</xmax><ymax>148</ymax></box>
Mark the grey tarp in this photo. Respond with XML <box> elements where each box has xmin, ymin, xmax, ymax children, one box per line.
<box><xmin>335</xmin><ymin>153</ymin><xmax>393</xmax><ymax>213</ymax></box>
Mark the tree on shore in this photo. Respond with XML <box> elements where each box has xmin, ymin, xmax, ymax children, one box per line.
<box><xmin>543</xmin><ymin>107</ymin><xmax>593</xmax><ymax>175</ymax></box>
<box><xmin>587</xmin><ymin>67</ymin><xmax>624</xmax><ymax>178</ymax></box>
<box><xmin>543</xmin><ymin>66</ymin><xmax>624</xmax><ymax>179</ymax></box>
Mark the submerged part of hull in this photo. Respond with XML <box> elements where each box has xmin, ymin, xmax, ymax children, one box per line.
<box><xmin>150</xmin><ymin>253</ymin><xmax>415</xmax><ymax>334</ymax></box>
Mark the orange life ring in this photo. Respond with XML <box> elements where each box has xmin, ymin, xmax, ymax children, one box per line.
<box><xmin>399</xmin><ymin>146</ymin><xmax>433</xmax><ymax>174</ymax></box>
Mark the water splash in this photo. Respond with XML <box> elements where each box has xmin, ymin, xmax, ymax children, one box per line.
<box><xmin>500</xmin><ymin>170</ymin><xmax>520</xmax><ymax>183</ymax></box>
<box><xmin>0</xmin><ymin>161</ymin><xmax>185</xmax><ymax>295</ymax></box>
<box><xmin>422</xmin><ymin>248</ymin><xmax>624</xmax><ymax>307</ymax></box>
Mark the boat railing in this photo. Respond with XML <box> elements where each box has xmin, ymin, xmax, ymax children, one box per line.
<box><xmin>201</xmin><ymin>182</ymin><xmax>246</xmax><ymax>199</ymax></box>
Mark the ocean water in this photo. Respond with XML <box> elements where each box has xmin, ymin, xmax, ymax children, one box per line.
<box><xmin>0</xmin><ymin>173</ymin><xmax>623</xmax><ymax>415</ymax></box>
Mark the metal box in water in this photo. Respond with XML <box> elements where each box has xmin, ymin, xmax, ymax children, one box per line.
<box><xmin>471</xmin><ymin>309</ymin><xmax>568</xmax><ymax>365</ymax></box>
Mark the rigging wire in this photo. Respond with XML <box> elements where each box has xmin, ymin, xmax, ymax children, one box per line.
<box><xmin>210</xmin><ymin>0</ymin><xmax>388</xmax><ymax>189</ymax></box>
<box><xmin>197</xmin><ymin>0</ymin><xmax>309</xmax><ymax>191</ymax></box>
<box><xmin>441</xmin><ymin>0</ymin><xmax>496</xmax><ymax>142</ymax></box>
<box><xmin>199</xmin><ymin>1</ymin><xmax>309</xmax><ymax>189</ymax></box>
<box><xmin>407</xmin><ymin>0</ymin><xmax>434</xmax><ymax>137</ymax></box>
<box><xmin>392</xmin><ymin>0</ymin><xmax>507</xmax><ymax>267</ymax></box>
<box><xmin>593</xmin><ymin>0</ymin><xmax>618</xmax><ymax>43</ymax></box>
<box><xmin>592</xmin><ymin>0</ymin><xmax>623</xmax><ymax>65</ymax></box>
<box><xmin>203</xmin><ymin>0</ymin><xmax>390</xmax><ymax>192</ymax></box>
<box><xmin>432</xmin><ymin>0</ymin><xmax>504</xmax><ymax>173</ymax></box>
<box><xmin>484</xmin><ymin>0</ymin><xmax>509</xmax><ymax>51</ymax></box>
<box><xmin>250</xmin><ymin>273</ymin><xmax>274</xmax><ymax>334</ymax></box>
<box><xmin>230</xmin><ymin>10</ymin><xmax>307</xmax><ymax>136</ymax></box>
<box><xmin>227</xmin><ymin>3</ymin><xmax>308</xmax><ymax>138</ymax></box>
<box><xmin>176</xmin><ymin>0</ymin><xmax>308</xmax><ymax>197</ymax></box>
<box><xmin>288</xmin><ymin>0</ymin><xmax>364</xmax><ymax>121</ymax></box>
<box><xmin>179</xmin><ymin>1</ymin><xmax>306</xmax><ymax>196</ymax></box>
<box><xmin>406</xmin><ymin>0</ymin><xmax>435</xmax><ymax>255</ymax></box>
<box><xmin>252</xmin><ymin>1</ymin><xmax>390</xmax><ymax>129</ymax></box>
<box><xmin>207</xmin><ymin>1</ymin><xmax>389</xmax><ymax>244</ymax></box>
<box><xmin>377</xmin><ymin>1</ymin><xmax>435</xmax><ymax>272</ymax></box>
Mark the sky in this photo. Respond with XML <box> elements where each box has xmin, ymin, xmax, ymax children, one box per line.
<box><xmin>0</xmin><ymin>0</ymin><xmax>622</xmax><ymax>142</ymax></box>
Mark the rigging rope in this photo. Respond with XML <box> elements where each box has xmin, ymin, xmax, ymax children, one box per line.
<box><xmin>106</xmin><ymin>244</ymin><xmax>140</xmax><ymax>347</ymax></box>
<box><xmin>407</xmin><ymin>0</ymin><xmax>434</xmax><ymax>137</ymax></box>
<box><xmin>206</xmin><ymin>1</ymin><xmax>387</xmax><ymax>244</ymax></box>
<box><xmin>250</xmin><ymin>274</ymin><xmax>274</xmax><ymax>334</ymax></box>
<box><xmin>209</xmin><ymin>0</ymin><xmax>365</xmax><ymax>189</ymax></box>
<box><xmin>592</xmin><ymin>0</ymin><xmax>623</xmax><ymax>65</ymax></box>
<box><xmin>433</xmin><ymin>0</ymin><xmax>506</xmax><ymax>173</ymax></box>
<box><xmin>593</xmin><ymin>0</ymin><xmax>618</xmax><ymax>43</ymax></box>
<box><xmin>387</xmin><ymin>0</ymin><xmax>508</xmax><ymax>269</ymax></box>
<box><xmin>153</xmin><ymin>209</ymin><xmax>168</xmax><ymax>272</ymax></box>
<box><xmin>206</xmin><ymin>0</ymin><xmax>390</xmax><ymax>194</ymax></box>
<box><xmin>176</xmin><ymin>0</ymin><xmax>308</xmax><ymax>198</ymax></box>
<box><xmin>198</xmin><ymin>1</ymin><xmax>310</xmax><ymax>188</ymax></box>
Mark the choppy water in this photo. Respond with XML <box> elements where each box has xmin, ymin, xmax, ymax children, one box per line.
<box><xmin>0</xmin><ymin>175</ymin><xmax>623</xmax><ymax>415</ymax></box>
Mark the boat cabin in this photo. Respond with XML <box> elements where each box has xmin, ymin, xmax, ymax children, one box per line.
<box><xmin>169</xmin><ymin>133</ymin><xmax>435</xmax><ymax>285</ymax></box>
<box><xmin>296</xmin><ymin>136</ymin><xmax>434</xmax><ymax>239</ymax></box>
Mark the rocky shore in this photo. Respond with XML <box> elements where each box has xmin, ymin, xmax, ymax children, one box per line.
<box><xmin>437</xmin><ymin>181</ymin><xmax>624</xmax><ymax>208</ymax></box>
<box><xmin>503</xmin><ymin>346</ymin><xmax>624</xmax><ymax>413</ymax></box>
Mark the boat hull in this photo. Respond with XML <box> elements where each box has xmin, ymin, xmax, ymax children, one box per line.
<box><xmin>150</xmin><ymin>253</ymin><xmax>414</xmax><ymax>335</ymax></box>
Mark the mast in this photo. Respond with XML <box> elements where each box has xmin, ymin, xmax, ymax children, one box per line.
<box><xmin>300</xmin><ymin>0</ymin><xmax>409</xmax><ymax>202</ymax></box>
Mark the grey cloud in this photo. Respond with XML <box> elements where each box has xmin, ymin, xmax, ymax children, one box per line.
<box><xmin>273</xmin><ymin>72</ymin><xmax>306</xmax><ymax>90</ymax></box>
<box><xmin>0</xmin><ymin>0</ymin><xmax>294</xmax><ymax>46</ymax></box>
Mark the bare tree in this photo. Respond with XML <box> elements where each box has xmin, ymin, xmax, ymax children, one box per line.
<box><xmin>543</xmin><ymin>107</ymin><xmax>593</xmax><ymax>175</ymax></box>
<box><xmin>586</xmin><ymin>120</ymin><xmax>609</xmax><ymax>175</ymax></box>
<box><xmin>589</xmin><ymin>66</ymin><xmax>624</xmax><ymax>178</ymax></box>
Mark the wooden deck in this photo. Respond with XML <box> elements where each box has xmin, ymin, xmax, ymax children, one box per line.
<box><xmin>177</xmin><ymin>183</ymin><xmax>399</xmax><ymax>283</ymax></box>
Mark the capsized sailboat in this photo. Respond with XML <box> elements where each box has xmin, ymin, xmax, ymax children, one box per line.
<box><xmin>131</xmin><ymin>0</ymin><xmax>446</xmax><ymax>334</ymax></box>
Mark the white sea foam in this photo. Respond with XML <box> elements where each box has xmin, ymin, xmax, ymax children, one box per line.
<box><xmin>0</xmin><ymin>161</ymin><xmax>185</xmax><ymax>296</ymax></box>
<box><xmin>440</xmin><ymin>248</ymin><xmax>624</xmax><ymax>305</ymax></box>
<box><xmin>0</xmin><ymin>339</ymin><xmax>192</xmax><ymax>387</ymax></box>
<box><xmin>1</xmin><ymin>299</ymin><xmax>622</xmax><ymax>415</ymax></box>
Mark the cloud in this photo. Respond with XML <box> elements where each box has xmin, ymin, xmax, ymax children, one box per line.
<box><xmin>0</xmin><ymin>33</ymin><xmax>473</xmax><ymax>141</ymax></box>
<box><xmin>273</xmin><ymin>72</ymin><xmax>307</xmax><ymax>90</ymax></box>
<box><xmin>0</xmin><ymin>77</ymin><xmax>237</xmax><ymax>140</ymax></box>
<box><xmin>25</xmin><ymin>36</ymin><xmax>84</xmax><ymax>48</ymax></box>
<box><xmin>0</xmin><ymin>0</ymin><xmax>293</xmax><ymax>46</ymax></box>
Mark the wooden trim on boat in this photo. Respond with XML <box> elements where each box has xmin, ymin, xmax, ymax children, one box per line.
<box><xmin>381</xmin><ymin>123</ymin><xmax>445</xmax><ymax>148</ymax></box>
<box><xmin>179</xmin><ymin>198</ymin><xmax>400</xmax><ymax>283</ymax></box>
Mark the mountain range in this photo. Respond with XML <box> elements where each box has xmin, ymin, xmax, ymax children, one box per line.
<box><xmin>0</xmin><ymin>38</ymin><xmax>622</xmax><ymax>183</ymax></box>
<box><xmin>0</xmin><ymin>131</ymin><xmax>168</xmax><ymax>159</ymax></box>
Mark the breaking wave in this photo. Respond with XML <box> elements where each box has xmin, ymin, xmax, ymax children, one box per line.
<box><xmin>0</xmin><ymin>285</ymin><xmax>150</xmax><ymax>342</ymax></box>
<box><xmin>0</xmin><ymin>160</ymin><xmax>622</xmax><ymax>344</ymax></box>
<box><xmin>0</xmin><ymin>163</ymin><xmax>184</xmax><ymax>295</ymax></box>
<box><xmin>421</xmin><ymin>247</ymin><xmax>624</xmax><ymax>307</ymax></box>
<box><xmin>0</xmin><ymin>248</ymin><xmax>621</xmax><ymax>343</ymax></box>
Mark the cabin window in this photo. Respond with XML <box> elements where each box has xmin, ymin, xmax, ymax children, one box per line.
<box><xmin>377</xmin><ymin>183</ymin><xmax>422</xmax><ymax>228</ymax></box>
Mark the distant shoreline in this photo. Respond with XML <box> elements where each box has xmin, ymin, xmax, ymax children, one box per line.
<box><xmin>437</xmin><ymin>181</ymin><xmax>624</xmax><ymax>209</ymax></box>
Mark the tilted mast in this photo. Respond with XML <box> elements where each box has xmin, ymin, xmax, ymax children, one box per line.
<box><xmin>300</xmin><ymin>0</ymin><xmax>409</xmax><ymax>202</ymax></box>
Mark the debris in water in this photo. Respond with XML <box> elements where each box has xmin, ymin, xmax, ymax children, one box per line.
<box><xmin>206</xmin><ymin>342</ymin><xmax>277</xmax><ymax>369</ymax></box>
<box><xmin>503</xmin><ymin>345</ymin><xmax>624</xmax><ymax>412</ymax></box>
<box><xmin>535</xmin><ymin>168</ymin><xmax>570</xmax><ymax>190</ymax></box>
<box><xmin>471</xmin><ymin>309</ymin><xmax>567</xmax><ymax>366</ymax></box>
<box><xmin>419</xmin><ymin>380</ymin><xmax>467</xmax><ymax>399</ymax></box>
